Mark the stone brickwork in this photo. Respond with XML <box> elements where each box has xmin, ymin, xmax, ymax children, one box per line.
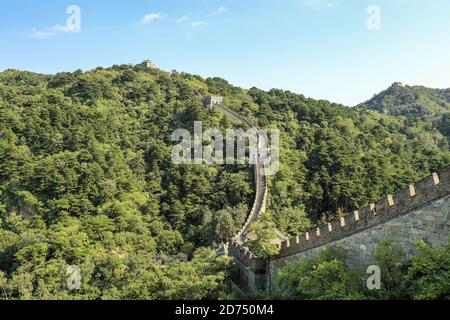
<box><xmin>232</xmin><ymin>166</ymin><xmax>450</xmax><ymax>292</ymax></box>
<box><xmin>275</xmin><ymin>167</ymin><xmax>449</xmax><ymax>260</ymax></box>
<box><xmin>229</xmin><ymin>242</ymin><xmax>268</xmax><ymax>291</ymax></box>
<box><xmin>204</xmin><ymin>96</ymin><xmax>223</xmax><ymax>109</ymax></box>
<box><xmin>138</xmin><ymin>60</ymin><xmax>158</xmax><ymax>69</ymax></box>
<box><xmin>215</xmin><ymin>100</ymin><xmax>450</xmax><ymax>293</ymax></box>
<box><xmin>270</xmin><ymin>194</ymin><xmax>450</xmax><ymax>283</ymax></box>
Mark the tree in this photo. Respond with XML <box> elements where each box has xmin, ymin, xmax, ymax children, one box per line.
<box><xmin>158</xmin><ymin>248</ymin><xmax>232</xmax><ymax>300</ymax></box>
<box><xmin>406</xmin><ymin>239</ymin><xmax>450</xmax><ymax>300</ymax></box>
<box><xmin>277</xmin><ymin>206</ymin><xmax>311</xmax><ymax>236</ymax></box>
<box><xmin>0</xmin><ymin>66</ymin><xmax>254</xmax><ymax>300</ymax></box>
<box><xmin>1</xmin><ymin>65</ymin><xmax>450</xmax><ymax>300</ymax></box>
<box><xmin>214</xmin><ymin>209</ymin><xmax>235</xmax><ymax>244</ymax></box>
<box><xmin>372</xmin><ymin>239</ymin><xmax>408</xmax><ymax>299</ymax></box>
<box><xmin>275</xmin><ymin>248</ymin><xmax>364</xmax><ymax>300</ymax></box>
<box><xmin>0</xmin><ymin>271</ymin><xmax>8</xmax><ymax>300</ymax></box>
<box><xmin>245</xmin><ymin>213</ymin><xmax>280</xmax><ymax>259</ymax></box>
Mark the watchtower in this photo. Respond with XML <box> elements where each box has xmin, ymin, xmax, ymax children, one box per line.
<box><xmin>139</xmin><ymin>60</ymin><xmax>158</xmax><ymax>69</ymax></box>
<box><xmin>204</xmin><ymin>96</ymin><xmax>223</xmax><ymax>109</ymax></box>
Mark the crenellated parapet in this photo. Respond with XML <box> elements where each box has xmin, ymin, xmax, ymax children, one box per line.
<box><xmin>218</xmin><ymin>97</ymin><xmax>450</xmax><ymax>293</ymax></box>
<box><xmin>229</xmin><ymin>240</ymin><xmax>266</xmax><ymax>272</ymax></box>
<box><xmin>276</xmin><ymin>167</ymin><xmax>450</xmax><ymax>259</ymax></box>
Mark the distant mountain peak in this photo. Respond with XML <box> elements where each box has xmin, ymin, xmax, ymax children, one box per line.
<box><xmin>391</xmin><ymin>81</ymin><xmax>405</xmax><ymax>87</ymax></box>
<box><xmin>360</xmin><ymin>83</ymin><xmax>450</xmax><ymax>116</ymax></box>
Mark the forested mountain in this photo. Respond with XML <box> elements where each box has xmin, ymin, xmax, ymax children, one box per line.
<box><xmin>0</xmin><ymin>65</ymin><xmax>449</xmax><ymax>299</ymax></box>
<box><xmin>222</xmin><ymin>86</ymin><xmax>450</xmax><ymax>236</ymax></box>
<box><xmin>359</xmin><ymin>82</ymin><xmax>450</xmax><ymax>116</ymax></box>
<box><xmin>0</xmin><ymin>66</ymin><xmax>253</xmax><ymax>299</ymax></box>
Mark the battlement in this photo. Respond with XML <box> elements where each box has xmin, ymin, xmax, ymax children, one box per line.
<box><xmin>276</xmin><ymin>166</ymin><xmax>450</xmax><ymax>259</ymax></box>
<box><xmin>229</xmin><ymin>241</ymin><xmax>266</xmax><ymax>272</ymax></box>
<box><xmin>220</xmin><ymin>101</ymin><xmax>450</xmax><ymax>293</ymax></box>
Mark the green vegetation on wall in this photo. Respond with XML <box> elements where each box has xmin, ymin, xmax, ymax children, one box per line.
<box><xmin>0</xmin><ymin>66</ymin><xmax>254</xmax><ymax>299</ymax></box>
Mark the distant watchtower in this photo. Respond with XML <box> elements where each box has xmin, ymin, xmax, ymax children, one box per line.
<box><xmin>204</xmin><ymin>96</ymin><xmax>223</xmax><ymax>109</ymax></box>
<box><xmin>139</xmin><ymin>60</ymin><xmax>158</xmax><ymax>69</ymax></box>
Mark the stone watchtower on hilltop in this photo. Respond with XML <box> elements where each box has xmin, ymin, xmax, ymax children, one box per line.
<box><xmin>204</xmin><ymin>96</ymin><xmax>223</xmax><ymax>109</ymax></box>
<box><xmin>139</xmin><ymin>60</ymin><xmax>158</xmax><ymax>69</ymax></box>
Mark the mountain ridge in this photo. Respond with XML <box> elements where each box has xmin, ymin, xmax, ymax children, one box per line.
<box><xmin>358</xmin><ymin>82</ymin><xmax>450</xmax><ymax>116</ymax></box>
<box><xmin>1</xmin><ymin>65</ymin><xmax>450</xmax><ymax>299</ymax></box>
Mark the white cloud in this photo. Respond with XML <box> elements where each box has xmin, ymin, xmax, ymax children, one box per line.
<box><xmin>26</xmin><ymin>24</ymin><xmax>80</xmax><ymax>39</ymax></box>
<box><xmin>306</xmin><ymin>0</ymin><xmax>337</xmax><ymax>11</ymax></box>
<box><xmin>29</xmin><ymin>29</ymin><xmax>56</xmax><ymax>39</ymax></box>
<box><xmin>191</xmin><ymin>21</ymin><xmax>207</xmax><ymax>28</ymax></box>
<box><xmin>141</xmin><ymin>12</ymin><xmax>164</xmax><ymax>24</ymax></box>
<box><xmin>208</xmin><ymin>6</ymin><xmax>228</xmax><ymax>17</ymax></box>
<box><xmin>52</xmin><ymin>24</ymin><xmax>75</xmax><ymax>33</ymax></box>
<box><xmin>177</xmin><ymin>15</ymin><xmax>190</xmax><ymax>23</ymax></box>
<box><xmin>25</xmin><ymin>5</ymin><xmax>81</xmax><ymax>39</ymax></box>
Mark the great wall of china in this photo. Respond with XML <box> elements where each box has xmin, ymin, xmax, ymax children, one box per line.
<box><xmin>231</xmin><ymin>166</ymin><xmax>450</xmax><ymax>292</ymax></box>
<box><xmin>201</xmin><ymin>96</ymin><xmax>270</xmax><ymax>245</ymax></box>
<box><xmin>206</xmin><ymin>97</ymin><xmax>450</xmax><ymax>293</ymax></box>
<box><xmin>214</xmin><ymin>103</ymin><xmax>269</xmax><ymax>243</ymax></box>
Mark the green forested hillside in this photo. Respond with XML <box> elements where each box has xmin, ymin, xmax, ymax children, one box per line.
<box><xmin>0</xmin><ymin>66</ymin><xmax>253</xmax><ymax>299</ymax></box>
<box><xmin>0</xmin><ymin>65</ymin><xmax>449</xmax><ymax>299</ymax></box>
<box><xmin>359</xmin><ymin>82</ymin><xmax>450</xmax><ymax>116</ymax></box>
<box><xmin>220</xmin><ymin>86</ymin><xmax>450</xmax><ymax>236</ymax></box>
<box><xmin>272</xmin><ymin>239</ymin><xmax>450</xmax><ymax>300</ymax></box>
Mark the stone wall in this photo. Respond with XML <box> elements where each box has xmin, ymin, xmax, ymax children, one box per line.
<box><xmin>232</xmin><ymin>167</ymin><xmax>450</xmax><ymax>292</ymax></box>
<box><xmin>212</xmin><ymin>102</ymin><xmax>271</xmax><ymax>291</ymax></box>
<box><xmin>214</xmin><ymin>103</ymin><xmax>269</xmax><ymax>242</ymax></box>
<box><xmin>270</xmin><ymin>194</ymin><xmax>450</xmax><ymax>283</ymax></box>
<box><xmin>229</xmin><ymin>242</ymin><xmax>268</xmax><ymax>292</ymax></box>
<box><xmin>204</xmin><ymin>96</ymin><xmax>223</xmax><ymax>109</ymax></box>
<box><xmin>275</xmin><ymin>167</ymin><xmax>449</xmax><ymax>259</ymax></box>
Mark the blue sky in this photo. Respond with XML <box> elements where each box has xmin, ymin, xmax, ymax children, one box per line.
<box><xmin>1</xmin><ymin>0</ymin><xmax>449</xmax><ymax>106</ymax></box>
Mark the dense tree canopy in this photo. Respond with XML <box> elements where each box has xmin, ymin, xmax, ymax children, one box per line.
<box><xmin>274</xmin><ymin>238</ymin><xmax>450</xmax><ymax>300</ymax></box>
<box><xmin>240</xmin><ymin>87</ymin><xmax>450</xmax><ymax>235</ymax></box>
<box><xmin>1</xmin><ymin>65</ymin><xmax>449</xmax><ymax>299</ymax></box>
<box><xmin>0</xmin><ymin>67</ymin><xmax>253</xmax><ymax>299</ymax></box>
<box><xmin>359</xmin><ymin>82</ymin><xmax>450</xmax><ymax>116</ymax></box>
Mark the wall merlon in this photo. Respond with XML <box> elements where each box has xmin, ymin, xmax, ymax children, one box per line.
<box><xmin>374</xmin><ymin>196</ymin><xmax>390</xmax><ymax>216</ymax></box>
<box><xmin>331</xmin><ymin>219</ymin><xmax>340</xmax><ymax>233</ymax></box>
<box><xmin>326</xmin><ymin>223</ymin><xmax>331</xmax><ymax>232</ymax></box>
<box><xmin>275</xmin><ymin>167</ymin><xmax>450</xmax><ymax>259</ymax></box>
<box><xmin>433</xmin><ymin>172</ymin><xmax>440</xmax><ymax>185</ymax></box>
<box><xmin>409</xmin><ymin>184</ymin><xmax>416</xmax><ymax>197</ymax></box>
<box><xmin>359</xmin><ymin>206</ymin><xmax>374</xmax><ymax>222</ymax></box>
<box><xmin>231</xmin><ymin>166</ymin><xmax>450</xmax><ymax>292</ymax></box>
<box><xmin>387</xmin><ymin>194</ymin><xmax>395</xmax><ymax>207</ymax></box>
